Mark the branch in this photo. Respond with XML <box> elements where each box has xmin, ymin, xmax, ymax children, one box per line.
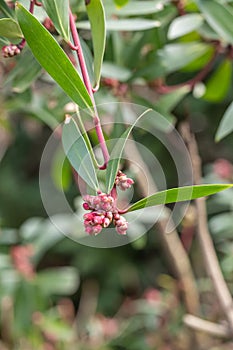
<box><xmin>156</xmin><ymin>47</ymin><xmax>219</xmax><ymax>94</ymax></box>
<box><xmin>124</xmin><ymin>139</ymin><xmax>201</xmax><ymax>316</ymax></box>
<box><xmin>180</xmin><ymin>122</ymin><xmax>233</xmax><ymax>336</ymax></box>
<box><xmin>183</xmin><ymin>314</ymin><xmax>230</xmax><ymax>339</ymax></box>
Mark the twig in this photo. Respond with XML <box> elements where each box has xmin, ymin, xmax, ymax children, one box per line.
<box><xmin>124</xmin><ymin>140</ymin><xmax>201</xmax><ymax>315</ymax></box>
<box><xmin>183</xmin><ymin>314</ymin><xmax>230</xmax><ymax>339</ymax></box>
<box><xmin>180</xmin><ymin>122</ymin><xmax>233</xmax><ymax>336</ymax></box>
<box><xmin>157</xmin><ymin>48</ymin><xmax>219</xmax><ymax>94</ymax></box>
<box><xmin>69</xmin><ymin>11</ymin><xmax>109</xmax><ymax>168</ymax></box>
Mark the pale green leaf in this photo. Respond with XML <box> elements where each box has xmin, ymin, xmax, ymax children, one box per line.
<box><xmin>197</xmin><ymin>0</ymin><xmax>233</xmax><ymax>44</ymax></box>
<box><xmin>62</xmin><ymin>117</ymin><xmax>99</xmax><ymax>191</ymax></box>
<box><xmin>0</xmin><ymin>18</ymin><xmax>23</xmax><ymax>39</ymax></box>
<box><xmin>77</xmin><ymin>18</ymin><xmax>161</xmax><ymax>31</ymax></box>
<box><xmin>86</xmin><ymin>0</ymin><xmax>106</xmax><ymax>90</ymax></box>
<box><xmin>106</xmin><ymin>109</ymin><xmax>152</xmax><ymax>193</ymax></box>
<box><xmin>168</xmin><ymin>14</ymin><xmax>204</xmax><ymax>39</ymax></box>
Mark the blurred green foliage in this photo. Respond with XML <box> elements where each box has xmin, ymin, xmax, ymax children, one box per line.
<box><xmin>1</xmin><ymin>0</ymin><xmax>233</xmax><ymax>349</ymax></box>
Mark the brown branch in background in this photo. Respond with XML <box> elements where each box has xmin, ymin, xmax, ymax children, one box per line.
<box><xmin>124</xmin><ymin>140</ymin><xmax>200</xmax><ymax>316</ymax></box>
<box><xmin>156</xmin><ymin>47</ymin><xmax>219</xmax><ymax>94</ymax></box>
<box><xmin>171</xmin><ymin>0</ymin><xmax>186</xmax><ymax>16</ymax></box>
<box><xmin>180</xmin><ymin>122</ymin><xmax>233</xmax><ymax>336</ymax></box>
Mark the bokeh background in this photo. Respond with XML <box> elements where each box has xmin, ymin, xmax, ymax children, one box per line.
<box><xmin>1</xmin><ymin>0</ymin><xmax>233</xmax><ymax>349</ymax></box>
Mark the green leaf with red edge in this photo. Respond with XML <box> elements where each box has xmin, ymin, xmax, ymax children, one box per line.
<box><xmin>16</xmin><ymin>3</ymin><xmax>93</xmax><ymax>110</ymax></box>
<box><xmin>41</xmin><ymin>0</ymin><xmax>70</xmax><ymax>42</ymax></box>
<box><xmin>85</xmin><ymin>0</ymin><xmax>106</xmax><ymax>90</ymax></box>
<box><xmin>128</xmin><ymin>184</ymin><xmax>233</xmax><ymax>212</ymax></box>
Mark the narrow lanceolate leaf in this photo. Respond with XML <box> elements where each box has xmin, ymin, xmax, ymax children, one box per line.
<box><xmin>77</xmin><ymin>18</ymin><xmax>161</xmax><ymax>31</ymax></box>
<box><xmin>168</xmin><ymin>14</ymin><xmax>204</xmax><ymax>40</ymax></box>
<box><xmin>0</xmin><ymin>18</ymin><xmax>23</xmax><ymax>39</ymax></box>
<box><xmin>197</xmin><ymin>0</ymin><xmax>233</xmax><ymax>44</ymax></box>
<box><xmin>16</xmin><ymin>3</ymin><xmax>92</xmax><ymax>110</ymax></box>
<box><xmin>215</xmin><ymin>101</ymin><xmax>233</xmax><ymax>141</ymax></box>
<box><xmin>128</xmin><ymin>184</ymin><xmax>233</xmax><ymax>212</ymax></box>
<box><xmin>203</xmin><ymin>59</ymin><xmax>232</xmax><ymax>102</ymax></box>
<box><xmin>62</xmin><ymin>117</ymin><xmax>99</xmax><ymax>191</ymax></box>
<box><xmin>41</xmin><ymin>0</ymin><xmax>70</xmax><ymax>42</ymax></box>
<box><xmin>106</xmin><ymin>109</ymin><xmax>152</xmax><ymax>193</ymax></box>
<box><xmin>0</xmin><ymin>0</ymin><xmax>14</xmax><ymax>18</ymax></box>
<box><xmin>86</xmin><ymin>0</ymin><xmax>106</xmax><ymax>90</ymax></box>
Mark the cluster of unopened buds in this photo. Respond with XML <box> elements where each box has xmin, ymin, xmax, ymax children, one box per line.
<box><xmin>83</xmin><ymin>172</ymin><xmax>134</xmax><ymax>236</ymax></box>
<box><xmin>2</xmin><ymin>44</ymin><xmax>21</xmax><ymax>58</ymax></box>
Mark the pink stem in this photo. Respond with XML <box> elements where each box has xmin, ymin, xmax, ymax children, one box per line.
<box><xmin>69</xmin><ymin>11</ymin><xmax>110</xmax><ymax>168</ymax></box>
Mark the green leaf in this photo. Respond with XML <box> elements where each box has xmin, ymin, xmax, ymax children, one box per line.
<box><xmin>41</xmin><ymin>0</ymin><xmax>70</xmax><ymax>42</ymax></box>
<box><xmin>101</xmin><ymin>62</ymin><xmax>132</xmax><ymax>81</ymax></box>
<box><xmin>215</xmin><ymin>101</ymin><xmax>233</xmax><ymax>141</ymax></box>
<box><xmin>5</xmin><ymin>49</ymin><xmax>42</xmax><ymax>93</ymax></box>
<box><xmin>16</xmin><ymin>3</ymin><xmax>93</xmax><ymax>110</ymax></box>
<box><xmin>128</xmin><ymin>184</ymin><xmax>233</xmax><ymax>212</ymax></box>
<box><xmin>0</xmin><ymin>0</ymin><xmax>14</xmax><ymax>18</ymax></box>
<box><xmin>86</xmin><ymin>0</ymin><xmax>106</xmax><ymax>90</ymax></box>
<box><xmin>0</xmin><ymin>18</ymin><xmax>23</xmax><ymax>39</ymax></box>
<box><xmin>62</xmin><ymin>116</ymin><xmax>99</xmax><ymax>191</ymax></box>
<box><xmin>77</xmin><ymin>18</ymin><xmax>161</xmax><ymax>31</ymax></box>
<box><xmin>197</xmin><ymin>0</ymin><xmax>233</xmax><ymax>44</ymax></box>
<box><xmin>114</xmin><ymin>0</ymin><xmax>129</xmax><ymax>7</ymax></box>
<box><xmin>37</xmin><ymin>267</ymin><xmax>79</xmax><ymax>295</ymax></box>
<box><xmin>203</xmin><ymin>59</ymin><xmax>232</xmax><ymax>102</ymax></box>
<box><xmin>109</xmin><ymin>1</ymin><xmax>164</xmax><ymax>16</ymax></box>
<box><xmin>168</xmin><ymin>14</ymin><xmax>204</xmax><ymax>39</ymax></box>
<box><xmin>156</xmin><ymin>86</ymin><xmax>190</xmax><ymax>112</ymax></box>
<box><xmin>106</xmin><ymin>108</ymin><xmax>152</xmax><ymax>193</ymax></box>
<box><xmin>158</xmin><ymin>42</ymin><xmax>210</xmax><ymax>73</ymax></box>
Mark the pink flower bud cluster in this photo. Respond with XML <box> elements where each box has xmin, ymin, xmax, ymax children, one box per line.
<box><xmin>115</xmin><ymin>171</ymin><xmax>134</xmax><ymax>191</ymax></box>
<box><xmin>83</xmin><ymin>192</ymin><xmax>128</xmax><ymax>236</ymax></box>
<box><xmin>2</xmin><ymin>45</ymin><xmax>21</xmax><ymax>58</ymax></box>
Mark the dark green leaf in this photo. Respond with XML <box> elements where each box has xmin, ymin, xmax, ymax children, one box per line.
<box><xmin>0</xmin><ymin>0</ymin><xmax>14</xmax><ymax>18</ymax></box>
<box><xmin>41</xmin><ymin>0</ymin><xmax>70</xmax><ymax>42</ymax></box>
<box><xmin>106</xmin><ymin>109</ymin><xmax>152</xmax><ymax>193</ymax></box>
<box><xmin>128</xmin><ymin>184</ymin><xmax>233</xmax><ymax>212</ymax></box>
<box><xmin>16</xmin><ymin>3</ymin><xmax>93</xmax><ymax>110</ymax></box>
<box><xmin>215</xmin><ymin>101</ymin><xmax>233</xmax><ymax>141</ymax></box>
<box><xmin>62</xmin><ymin>116</ymin><xmax>99</xmax><ymax>191</ymax></box>
<box><xmin>0</xmin><ymin>18</ymin><xmax>23</xmax><ymax>39</ymax></box>
<box><xmin>77</xmin><ymin>18</ymin><xmax>161</xmax><ymax>31</ymax></box>
<box><xmin>86</xmin><ymin>0</ymin><xmax>106</xmax><ymax>90</ymax></box>
<box><xmin>203</xmin><ymin>59</ymin><xmax>232</xmax><ymax>102</ymax></box>
<box><xmin>197</xmin><ymin>0</ymin><xmax>233</xmax><ymax>44</ymax></box>
<box><xmin>168</xmin><ymin>14</ymin><xmax>204</xmax><ymax>39</ymax></box>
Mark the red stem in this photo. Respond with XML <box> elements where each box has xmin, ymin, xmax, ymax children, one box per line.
<box><xmin>69</xmin><ymin>11</ymin><xmax>110</xmax><ymax>168</ymax></box>
<box><xmin>156</xmin><ymin>49</ymin><xmax>219</xmax><ymax>94</ymax></box>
